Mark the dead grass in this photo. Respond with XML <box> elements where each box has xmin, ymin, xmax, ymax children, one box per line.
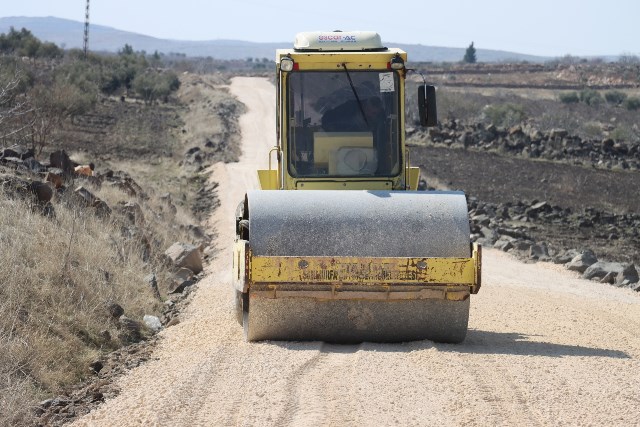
<box><xmin>0</xmin><ymin>178</ymin><xmax>197</xmax><ymax>425</ymax></box>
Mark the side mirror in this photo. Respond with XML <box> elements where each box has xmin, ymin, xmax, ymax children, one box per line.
<box><xmin>418</xmin><ymin>85</ymin><xmax>438</xmax><ymax>127</ymax></box>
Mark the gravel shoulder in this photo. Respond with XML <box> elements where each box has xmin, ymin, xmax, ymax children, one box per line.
<box><xmin>73</xmin><ymin>77</ymin><xmax>640</xmax><ymax>427</ymax></box>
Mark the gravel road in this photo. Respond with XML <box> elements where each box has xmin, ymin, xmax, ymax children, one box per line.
<box><xmin>73</xmin><ymin>77</ymin><xmax>640</xmax><ymax>427</ymax></box>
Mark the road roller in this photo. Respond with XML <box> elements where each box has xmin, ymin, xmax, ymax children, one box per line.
<box><xmin>233</xmin><ymin>31</ymin><xmax>481</xmax><ymax>343</ymax></box>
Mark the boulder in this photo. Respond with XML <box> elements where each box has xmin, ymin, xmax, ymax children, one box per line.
<box><xmin>1</xmin><ymin>145</ymin><xmax>34</xmax><ymax>160</ymax></box>
<box><xmin>529</xmin><ymin>243</ymin><xmax>551</xmax><ymax>261</ymax></box>
<box><xmin>49</xmin><ymin>150</ymin><xmax>76</xmax><ymax>174</ymax></box>
<box><xmin>615</xmin><ymin>264</ymin><xmax>639</xmax><ymax>286</ymax></box>
<box><xmin>29</xmin><ymin>181</ymin><xmax>54</xmax><ymax>204</ymax></box>
<box><xmin>553</xmin><ymin>249</ymin><xmax>581</xmax><ymax>264</ymax></box>
<box><xmin>143</xmin><ymin>315</ymin><xmax>163</xmax><ymax>333</ymax></box>
<box><xmin>600</xmin><ymin>272</ymin><xmax>617</xmax><ymax>284</ymax></box>
<box><xmin>566</xmin><ymin>250</ymin><xmax>598</xmax><ymax>273</ymax></box>
<box><xmin>165</xmin><ymin>242</ymin><xmax>202</xmax><ymax>274</ymax></box>
<box><xmin>74</xmin><ymin>186</ymin><xmax>97</xmax><ymax>206</ymax></box>
<box><xmin>23</xmin><ymin>158</ymin><xmax>44</xmax><ymax>173</ymax></box>
<box><xmin>583</xmin><ymin>261</ymin><xmax>625</xmax><ymax>280</ymax></box>
<box><xmin>106</xmin><ymin>302</ymin><xmax>124</xmax><ymax>319</ymax></box>
<box><xmin>168</xmin><ymin>267</ymin><xmax>195</xmax><ymax>294</ymax></box>
<box><xmin>494</xmin><ymin>236</ymin><xmax>514</xmax><ymax>252</ymax></box>
<box><xmin>118</xmin><ymin>315</ymin><xmax>143</xmax><ymax>343</ymax></box>
<box><xmin>122</xmin><ymin>201</ymin><xmax>145</xmax><ymax>225</ymax></box>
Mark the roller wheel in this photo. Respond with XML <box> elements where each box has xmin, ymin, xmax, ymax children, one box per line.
<box><xmin>241</xmin><ymin>292</ymin><xmax>252</xmax><ymax>342</ymax></box>
<box><xmin>234</xmin><ymin>290</ymin><xmax>243</xmax><ymax>326</ymax></box>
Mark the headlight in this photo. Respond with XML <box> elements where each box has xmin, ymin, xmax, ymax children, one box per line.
<box><xmin>280</xmin><ymin>57</ymin><xmax>295</xmax><ymax>72</ymax></box>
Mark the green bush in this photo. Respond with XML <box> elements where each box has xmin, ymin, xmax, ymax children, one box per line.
<box><xmin>559</xmin><ymin>92</ymin><xmax>579</xmax><ymax>104</ymax></box>
<box><xmin>604</xmin><ymin>90</ymin><xmax>628</xmax><ymax>105</ymax></box>
<box><xmin>482</xmin><ymin>103</ymin><xmax>527</xmax><ymax>127</ymax></box>
<box><xmin>579</xmin><ymin>89</ymin><xmax>603</xmax><ymax>106</ymax></box>
<box><xmin>132</xmin><ymin>71</ymin><xmax>180</xmax><ymax>104</ymax></box>
<box><xmin>623</xmin><ymin>97</ymin><xmax>640</xmax><ymax>111</ymax></box>
<box><xmin>0</xmin><ymin>27</ymin><xmax>62</xmax><ymax>58</ymax></box>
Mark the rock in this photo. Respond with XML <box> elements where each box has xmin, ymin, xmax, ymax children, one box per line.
<box><xmin>513</xmin><ymin>240</ymin><xmax>533</xmax><ymax>251</ymax></box>
<box><xmin>74</xmin><ymin>186</ymin><xmax>97</xmax><ymax>206</ymax></box>
<box><xmin>118</xmin><ymin>315</ymin><xmax>143</xmax><ymax>343</ymax></box>
<box><xmin>164</xmin><ymin>242</ymin><xmax>203</xmax><ymax>274</ymax></box>
<box><xmin>583</xmin><ymin>261</ymin><xmax>625</xmax><ymax>280</ymax></box>
<box><xmin>93</xmin><ymin>200</ymin><xmax>112</xmax><ymax>218</ymax></box>
<box><xmin>89</xmin><ymin>360</ymin><xmax>103</xmax><ymax>374</ymax></box>
<box><xmin>600</xmin><ymin>272</ymin><xmax>617</xmax><ymax>284</ymax></box>
<box><xmin>1</xmin><ymin>145</ymin><xmax>34</xmax><ymax>160</ymax></box>
<box><xmin>145</xmin><ymin>273</ymin><xmax>161</xmax><ymax>299</ymax></box>
<box><xmin>479</xmin><ymin>226</ymin><xmax>497</xmax><ymax>243</ymax></box>
<box><xmin>553</xmin><ymin>249</ymin><xmax>581</xmax><ymax>264</ymax></box>
<box><xmin>49</xmin><ymin>150</ymin><xmax>76</xmax><ymax>174</ymax></box>
<box><xmin>494</xmin><ymin>236</ymin><xmax>514</xmax><ymax>252</ymax></box>
<box><xmin>526</xmin><ymin>201</ymin><xmax>550</xmax><ymax>217</ymax></box>
<box><xmin>550</xmin><ymin>128</ymin><xmax>568</xmax><ymax>139</ymax></box>
<box><xmin>23</xmin><ymin>157</ymin><xmax>45</xmax><ymax>173</ymax></box>
<box><xmin>529</xmin><ymin>243</ymin><xmax>551</xmax><ymax>261</ymax></box>
<box><xmin>106</xmin><ymin>302</ymin><xmax>124</xmax><ymax>319</ymax></box>
<box><xmin>143</xmin><ymin>315</ymin><xmax>162</xmax><ymax>333</ymax></box>
<box><xmin>168</xmin><ymin>268</ymin><xmax>195</xmax><ymax>294</ymax></box>
<box><xmin>566</xmin><ymin>250</ymin><xmax>598</xmax><ymax>273</ymax></box>
<box><xmin>472</xmin><ymin>214</ymin><xmax>491</xmax><ymax>226</ymax></box>
<box><xmin>122</xmin><ymin>201</ymin><xmax>145</xmax><ymax>224</ymax></box>
<box><xmin>615</xmin><ymin>264</ymin><xmax>639</xmax><ymax>286</ymax></box>
<box><xmin>30</xmin><ymin>181</ymin><xmax>54</xmax><ymax>203</ymax></box>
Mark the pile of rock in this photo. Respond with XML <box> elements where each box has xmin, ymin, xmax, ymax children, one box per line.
<box><xmin>415</xmin><ymin>120</ymin><xmax>640</xmax><ymax>171</ymax></box>
<box><xmin>467</xmin><ymin>197</ymin><xmax>640</xmax><ymax>291</ymax></box>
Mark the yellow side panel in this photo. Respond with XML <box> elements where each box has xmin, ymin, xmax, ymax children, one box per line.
<box><xmin>251</xmin><ymin>256</ymin><xmax>478</xmax><ymax>286</ymax></box>
<box><xmin>257</xmin><ymin>169</ymin><xmax>278</xmax><ymax>190</ymax></box>
<box><xmin>408</xmin><ymin>167</ymin><xmax>420</xmax><ymax>190</ymax></box>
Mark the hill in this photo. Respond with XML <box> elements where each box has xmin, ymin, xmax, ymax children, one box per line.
<box><xmin>0</xmin><ymin>16</ymin><xmax>548</xmax><ymax>62</ymax></box>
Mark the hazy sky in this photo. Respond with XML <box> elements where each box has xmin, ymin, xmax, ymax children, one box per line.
<box><xmin>2</xmin><ymin>0</ymin><xmax>638</xmax><ymax>57</ymax></box>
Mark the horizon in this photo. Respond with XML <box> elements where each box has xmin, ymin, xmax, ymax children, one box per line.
<box><xmin>1</xmin><ymin>0</ymin><xmax>639</xmax><ymax>57</ymax></box>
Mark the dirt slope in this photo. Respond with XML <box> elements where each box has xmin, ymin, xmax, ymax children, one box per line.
<box><xmin>73</xmin><ymin>77</ymin><xmax>640</xmax><ymax>427</ymax></box>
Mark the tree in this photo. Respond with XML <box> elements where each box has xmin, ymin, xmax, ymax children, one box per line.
<box><xmin>463</xmin><ymin>42</ymin><xmax>477</xmax><ymax>64</ymax></box>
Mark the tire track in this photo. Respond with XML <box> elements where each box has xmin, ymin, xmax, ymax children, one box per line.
<box><xmin>275</xmin><ymin>343</ymin><xmax>362</xmax><ymax>426</ymax></box>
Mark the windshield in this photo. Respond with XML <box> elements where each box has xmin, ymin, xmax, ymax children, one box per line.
<box><xmin>287</xmin><ymin>70</ymin><xmax>401</xmax><ymax>178</ymax></box>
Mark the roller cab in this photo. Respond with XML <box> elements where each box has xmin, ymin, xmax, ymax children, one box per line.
<box><xmin>233</xmin><ymin>31</ymin><xmax>480</xmax><ymax>343</ymax></box>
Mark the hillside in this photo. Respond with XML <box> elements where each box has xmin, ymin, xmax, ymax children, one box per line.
<box><xmin>0</xmin><ymin>16</ymin><xmax>548</xmax><ymax>62</ymax></box>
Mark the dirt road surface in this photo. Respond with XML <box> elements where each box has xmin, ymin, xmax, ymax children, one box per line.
<box><xmin>74</xmin><ymin>77</ymin><xmax>640</xmax><ymax>427</ymax></box>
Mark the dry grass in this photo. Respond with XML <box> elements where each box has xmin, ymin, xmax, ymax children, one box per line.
<box><xmin>0</xmin><ymin>179</ymin><xmax>197</xmax><ymax>426</ymax></box>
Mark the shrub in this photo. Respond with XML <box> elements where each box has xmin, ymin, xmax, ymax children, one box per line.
<box><xmin>559</xmin><ymin>92</ymin><xmax>579</xmax><ymax>104</ymax></box>
<box><xmin>604</xmin><ymin>90</ymin><xmax>628</xmax><ymax>105</ymax></box>
<box><xmin>482</xmin><ymin>103</ymin><xmax>527</xmax><ymax>127</ymax></box>
<box><xmin>579</xmin><ymin>89</ymin><xmax>603</xmax><ymax>106</ymax></box>
<box><xmin>623</xmin><ymin>96</ymin><xmax>640</xmax><ymax>111</ymax></box>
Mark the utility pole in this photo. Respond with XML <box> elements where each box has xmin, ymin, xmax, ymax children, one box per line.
<box><xmin>83</xmin><ymin>0</ymin><xmax>90</xmax><ymax>59</ymax></box>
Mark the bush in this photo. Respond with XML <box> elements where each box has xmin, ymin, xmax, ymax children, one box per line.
<box><xmin>132</xmin><ymin>71</ymin><xmax>180</xmax><ymax>104</ymax></box>
<box><xmin>579</xmin><ymin>89</ymin><xmax>603</xmax><ymax>106</ymax></box>
<box><xmin>559</xmin><ymin>92</ymin><xmax>579</xmax><ymax>104</ymax></box>
<box><xmin>604</xmin><ymin>90</ymin><xmax>628</xmax><ymax>105</ymax></box>
<box><xmin>0</xmin><ymin>27</ymin><xmax>62</xmax><ymax>58</ymax></box>
<box><xmin>482</xmin><ymin>103</ymin><xmax>527</xmax><ymax>127</ymax></box>
<box><xmin>623</xmin><ymin>96</ymin><xmax>640</xmax><ymax>111</ymax></box>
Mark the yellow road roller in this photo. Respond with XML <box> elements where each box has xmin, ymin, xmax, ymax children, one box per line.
<box><xmin>233</xmin><ymin>31</ymin><xmax>481</xmax><ymax>343</ymax></box>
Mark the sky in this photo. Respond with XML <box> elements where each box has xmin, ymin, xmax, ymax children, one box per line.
<box><xmin>1</xmin><ymin>0</ymin><xmax>639</xmax><ymax>57</ymax></box>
